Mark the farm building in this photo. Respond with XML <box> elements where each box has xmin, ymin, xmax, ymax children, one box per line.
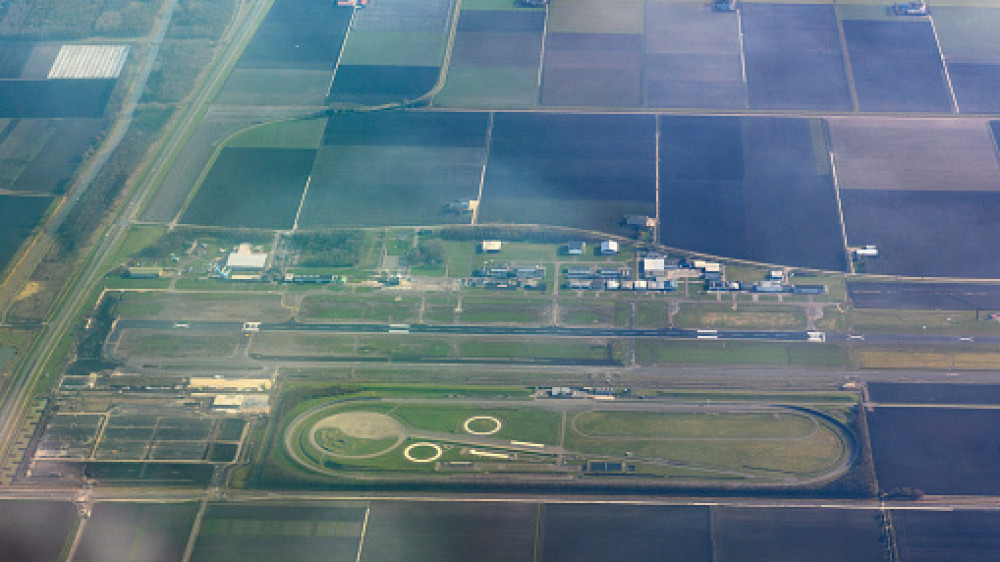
<box><xmin>601</xmin><ymin>240</ymin><xmax>619</xmax><ymax>255</ymax></box>
<box><xmin>567</xmin><ymin>241</ymin><xmax>585</xmax><ymax>255</ymax></box>
<box><xmin>641</xmin><ymin>257</ymin><xmax>666</xmax><ymax>278</ymax></box>
<box><xmin>226</xmin><ymin>243</ymin><xmax>268</xmax><ymax>271</ymax></box>
<box><xmin>753</xmin><ymin>280</ymin><xmax>788</xmax><ymax>293</ymax></box>
<box><xmin>626</xmin><ymin>215</ymin><xmax>656</xmax><ymax>229</ymax></box>
<box><xmin>854</xmin><ymin>245</ymin><xmax>879</xmax><ymax>258</ymax></box>
<box><xmin>792</xmin><ymin>285</ymin><xmax>827</xmax><ymax>295</ymax></box>
<box><xmin>480</xmin><ymin>240</ymin><xmax>502</xmax><ymax>253</ymax></box>
<box><xmin>125</xmin><ymin>266</ymin><xmax>161</xmax><ymax>279</ymax></box>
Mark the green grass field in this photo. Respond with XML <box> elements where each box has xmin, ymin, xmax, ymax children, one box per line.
<box><xmin>298</xmin><ymin>294</ymin><xmax>422</xmax><ymax>323</ymax></box>
<box><xmin>340</xmin><ymin>31</ymin><xmax>447</xmax><ymax>67</ymax></box>
<box><xmin>227</xmin><ymin>118</ymin><xmax>327</xmax><ymax>150</ymax></box>
<box><xmin>279</xmin><ymin>394</ymin><xmax>852</xmax><ymax>484</ymax></box>
<box><xmin>635</xmin><ymin>340</ymin><xmax>847</xmax><ymax>368</ymax></box>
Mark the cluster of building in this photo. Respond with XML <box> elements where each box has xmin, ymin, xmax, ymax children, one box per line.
<box><xmin>468</xmin><ymin>261</ymin><xmax>547</xmax><ymax>291</ymax></box>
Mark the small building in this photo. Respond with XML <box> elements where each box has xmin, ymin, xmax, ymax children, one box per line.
<box><xmin>126</xmin><ymin>266</ymin><xmax>161</xmax><ymax>279</ymax></box>
<box><xmin>626</xmin><ymin>215</ymin><xmax>656</xmax><ymax>229</ymax></box>
<box><xmin>605</xmin><ymin>279</ymin><xmax>620</xmax><ymax>290</ymax></box>
<box><xmin>854</xmin><ymin>245</ymin><xmax>879</xmax><ymax>258</ymax></box>
<box><xmin>567</xmin><ymin>279</ymin><xmax>593</xmax><ymax>290</ymax></box>
<box><xmin>549</xmin><ymin>386</ymin><xmax>573</xmax><ymax>398</ymax></box>
<box><xmin>648</xmin><ymin>279</ymin><xmax>678</xmax><ymax>291</ymax></box>
<box><xmin>567</xmin><ymin>241</ymin><xmax>585</xmax><ymax>255</ymax></box>
<box><xmin>753</xmin><ymin>280</ymin><xmax>787</xmax><ymax>293</ymax></box>
<box><xmin>714</xmin><ymin>0</ymin><xmax>737</xmax><ymax>12</ymax></box>
<box><xmin>446</xmin><ymin>200</ymin><xmax>476</xmax><ymax>213</ymax></box>
<box><xmin>704</xmin><ymin>270</ymin><xmax>723</xmax><ymax>282</ymax></box>
<box><xmin>641</xmin><ymin>257</ymin><xmax>665</xmax><ymax>278</ymax></box>
<box><xmin>565</xmin><ymin>267</ymin><xmax>593</xmax><ymax>279</ymax></box>
<box><xmin>707</xmin><ymin>280</ymin><xmax>730</xmax><ymax>292</ymax></box>
<box><xmin>792</xmin><ymin>285</ymin><xmax>827</xmax><ymax>295</ymax></box>
<box><xmin>769</xmin><ymin>270</ymin><xmax>784</xmax><ymax>281</ymax></box>
<box><xmin>633</xmin><ymin>279</ymin><xmax>648</xmax><ymax>290</ymax></box>
<box><xmin>600</xmin><ymin>240</ymin><xmax>619</xmax><ymax>255</ymax></box>
<box><xmin>480</xmin><ymin>240</ymin><xmax>502</xmax><ymax>253</ymax></box>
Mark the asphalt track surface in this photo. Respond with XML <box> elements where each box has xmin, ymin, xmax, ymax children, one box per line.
<box><xmin>114</xmin><ymin>320</ymin><xmax>1000</xmax><ymax>346</ymax></box>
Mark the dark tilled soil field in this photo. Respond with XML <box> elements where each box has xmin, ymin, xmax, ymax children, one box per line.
<box><xmin>711</xmin><ymin>507</ymin><xmax>885</xmax><ymax>562</ymax></box>
<box><xmin>237</xmin><ymin>0</ymin><xmax>352</xmax><ymax>70</ymax></box>
<box><xmin>0</xmin><ymin>501</ymin><xmax>77</xmax><ymax>562</ymax></box>
<box><xmin>75</xmin><ymin>503</ymin><xmax>198</xmax><ymax>562</ymax></box>
<box><xmin>540</xmin><ymin>503</ymin><xmax>711</xmax><ymax>562</ymax></box>
<box><xmin>842</xmin><ymin>20</ymin><xmax>953</xmax><ymax>112</ymax></box>
<box><xmin>480</xmin><ymin>112</ymin><xmax>655</xmax><ymax>234</ymax></box>
<box><xmin>0</xmin><ymin>41</ymin><xmax>32</xmax><ymax>78</ymax></box>
<box><xmin>841</xmin><ymin>190</ymin><xmax>1000</xmax><ymax>278</ymax></box>
<box><xmin>868</xmin><ymin>407</ymin><xmax>1000</xmax><ymax>495</ymax></box>
<box><xmin>949</xmin><ymin>63</ymin><xmax>1000</xmax><ymax>114</ymax></box>
<box><xmin>0</xmin><ymin>79</ymin><xmax>115</xmax><ymax>118</ymax></box>
<box><xmin>457</xmin><ymin>9</ymin><xmax>544</xmax><ymax>33</ymax></box>
<box><xmin>191</xmin><ymin>503</ymin><xmax>366</xmax><ymax>562</ymax></box>
<box><xmin>660</xmin><ymin>116</ymin><xmax>845</xmax><ymax>271</ymax></box>
<box><xmin>868</xmin><ymin>383</ymin><xmax>1000</xmax><ymax>405</ymax></box>
<box><xmin>541</xmin><ymin>33</ymin><xmax>642</xmax><ymax>107</ymax></box>
<box><xmin>451</xmin><ymin>30</ymin><xmax>544</xmax><ymax>67</ymax></box>
<box><xmin>893</xmin><ymin>510</ymin><xmax>1000</xmax><ymax>561</ymax></box>
<box><xmin>848</xmin><ymin>282</ymin><xmax>1000</xmax><ymax>310</ymax></box>
<box><xmin>322</xmin><ymin>110</ymin><xmax>489</xmax><ymax>147</ymax></box>
<box><xmin>12</xmin><ymin>118</ymin><xmax>104</xmax><ymax>194</ymax></box>
<box><xmin>644</xmin><ymin>53</ymin><xmax>746</xmax><ymax>109</ymax></box>
<box><xmin>180</xmin><ymin>147</ymin><xmax>316</xmax><ymax>229</ymax></box>
<box><xmin>741</xmin><ymin>3</ymin><xmax>852</xmax><ymax>110</ymax></box>
<box><xmin>0</xmin><ymin>194</ymin><xmax>51</xmax><ymax>271</ymax></box>
<box><xmin>329</xmin><ymin>65</ymin><xmax>440</xmax><ymax>102</ymax></box>
<box><xmin>361</xmin><ymin>501</ymin><xmax>537</xmax><ymax>562</ymax></box>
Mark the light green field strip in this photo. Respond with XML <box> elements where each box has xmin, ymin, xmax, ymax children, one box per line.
<box><xmin>227</xmin><ymin>118</ymin><xmax>327</xmax><ymax>150</ymax></box>
<box><xmin>435</xmin><ymin>66</ymin><xmax>539</xmax><ymax>108</ymax></box>
<box><xmin>462</xmin><ymin>0</ymin><xmax>545</xmax><ymax>10</ymax></box>
<box><xmin>339</xmin><ymin>30</ymin><xmax>448</xmax><ymax>67</ymax></box>
<box><xmin>547</xmin><ymin>0</ymin><xmax>643</xmax><ymax>34</ymax></box>
<box><xmin>214</xmin><ymin>68</ymin><xmax>332</xmax><ymax>106</ymax></box>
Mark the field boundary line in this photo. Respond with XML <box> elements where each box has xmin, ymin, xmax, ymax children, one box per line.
<box><xmin>472</xmin><ymin>112</ymin><xmax>494</xmax><ymax>225</ymax></box>
<box><xmin>833</xmin><ymin>3</ymin><xmax>861</xmax><ymax>112</ymax></box>
<box><xmin>537</xmin><ymin>4</ymin><xmax>549</xmax><ymax>94</ymax></box>
<box><xmin>736</xmin><ymin>6</ymin><xmax>749</xmax><ymax>109</ymax></box>
<box><xmin>927</xmin><ymin>13</ymin><xmax>959</xmax><ymax>114</ymax></box>
<box><xmin>292</xmin><ymin>175</ymin><xmax>312</xmax><ymax>232</ymax></box>
<box><xmin>355</xmin><ymin>502</ymin><xmax>371</xmax><ymax>562</ymax></box>
<box><xmin>825</xmin><ymin>121</ymin><xmax>853</xmax><ymax>274</ymax></box>
<box><xmin>181</xmin><ymin>499</ymin><xmax>208</xmax><ymax>562</ymax></box>
<box><xmin>328</xmin><ymin>5</ymin><xmax>358</xmax><ymax>98</ymax></box>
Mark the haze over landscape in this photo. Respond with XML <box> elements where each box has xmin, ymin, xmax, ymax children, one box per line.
<box><xmin>1</xmin><ymin>0</ymin><xmax>1000</xmax><ymax>559</ymax></box>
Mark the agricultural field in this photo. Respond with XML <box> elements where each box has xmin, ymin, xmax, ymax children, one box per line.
<box><xmin>330</xmin><ymin>0</ymin><xmax>452</xmax><ymax>103</ymax></box>
<box><xmin>659</xmin><ymin>116</ymin><xmax>845</xmax><ymax>271</ymax></box>
<box><xmin>828</xmin><ymin>118</ymin><xmax>1000</xmax><ymax>192</ymax></box>
<box><xmin>841</xmin><ymin>19</ymin><xmax>952</xmax><ymax>113</ymax></box>
<box><xmin>711</xmin><ymin>507</ymin><xmax>885</xmax><ymax>562</ymax></box>
<box><xmin>635</xmin><ymin>340</ymin><xmax>847</xmax><ymax>369</ymax></box>
<box><xmin>892</xmin><ymin>510</ymin><xmax>1000</xmax><ymax>562</ymax></box>
<box><xmin>0</xmin><ymin>501</ymin><xmax>77</xmax><ymax>562</ymax></box>
<box><xmin>479</xmin><ymin>112</ymin><xmax>655</xmax><ymax>235</ymax></box>
<box><xmin>868</xmin><ymin>382</ymin><xmax>1000</xmax><ymax>405</ymax></box>
<box><xmin>299</xmin><ymin>111</ymin><xmax>488</xmax><ymax>227</ymax></box>
<box><xmin>434</xmin><ymin>9</ymin><xmax>544</xmax><ymax>107</ymax></box>
<box><xmin>540</xmin><ymin>504</ymin><xmax>711</xmax><ymax>562</ymax></box>
<box><xmin>933</xmin><ymin>7</ymin><xmax>1000</xmax><ymax>113</ymax></box>
<box><xmin>643</xmin><ymin>1</ymin><xmax>745</xmax><ymax>109</ymax></box>
<box><xmin>115</xmin><ymin>292</ymin><xmax>290</xmax><ymax>322</ymax></box>
<box><xmin>216</xmin><ymin>0</ymin><xmax>352</xmax><ymax>107</ymax></box>
<box><xmin>541</xmin><ymin>32</ymin><xmax>642</xmax><ymax>107</ymax></box>
<box><xmin>0</xmin><ymin>194</ymin><xmax>51</xmax><ymax>273</ymax></box>
<box><xmin>361</xmin><ymin>501</ymin><xmax>537</xmax><ymax>562</ymax></box>
<box><xmin>180</xmin><ymin>147</ymin><xmax>316</xmax><ymax>228</ymax></box>
<box><xmin>741</xmin><ymin>3</ymin><xmax>851</xmax><ymax>110</ymax></box>
<box><xmin>190</xmin><ymin>503</ymin><xmax>367</xmax><ymax>562</ymax></box>
<box><xmin>0</xmin><ymin>119</ymin><xmax>104</xmax><ymax>194</ymax></box>
<box><xmin>841</xmin><ymin>190</ymin><xmax>1000</xmax><ymax>278</ymax></box>
<box><xmin>867</xmin><ymin>407</ymin><xmax>1000</xmax><ymax>495</ymax></box>
<box><xmin>279</xmin><ymin>395</ymin><xmax>854</xmax><ymax>486</ymax></box>
<box><xmin>74</xmin><ymin>503</ymin><xmax>199</xmax><ymax>562</ymax></box>
<box><xmin>298</xmin><ymin>294</ymin><xmax>422</xmax><ymax>323</ymax></box>
<box><xmin>0</xmin><ymin>79</ymin><xmax>116</xmax><ymax>118</ymax></box>
<box><xmin>672</xmin><ymin>303</ymin><xmax>807</xmax><ymax>330</ymax></box>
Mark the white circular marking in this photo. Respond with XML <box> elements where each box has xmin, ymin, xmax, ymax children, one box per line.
<box><xmin>463</xmin><ymin>415</ymin><xmax>502</xmax><ymax>435</ymax></box>
<box><xmin>403</xmin><ymin>442</ymin><xmax>443</xmax><ymax>463</ymax></box>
